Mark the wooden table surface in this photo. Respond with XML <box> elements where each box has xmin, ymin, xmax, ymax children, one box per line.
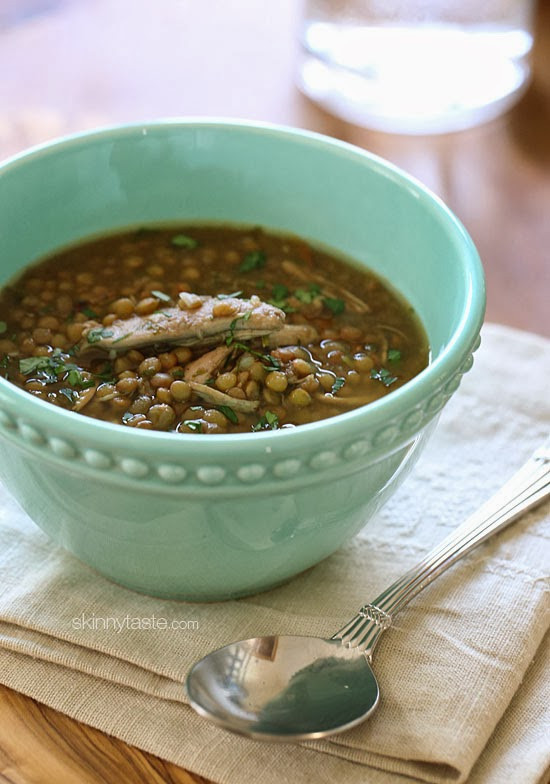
<box><xmin>0</xmin><ymin>1</ymin><xmax>548</xmax><ymax>782</ymax></box>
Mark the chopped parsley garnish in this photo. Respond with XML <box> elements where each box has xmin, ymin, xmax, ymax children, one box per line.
<box><xmin>171</xmin><ymin>368</ymin><xmax>184</xmax><ymax>378</ymax></box>
<box><xmin>294</xmin><ymin>283</ymin><xmax>321</xmax><ymax>304</ymax></box>
<box><xmin>252</xmin><ymin>410</ymin><xmax>280</xmax><ymax>431</ymax></box>
<box><xmin>65</xmin><ymin>367</ymin><xmax>95</xmax><ymax>388</ymax></box>
<box><xmin>323</xmin><ymin>297</ymin><xmax>345</xmax><ymax>315</ymax></box>
<box><xmin>232</xmin><ymin>342</ymin><xmax>281</xmax><ymax>371</ymax></box>
<box><xmin>81</xmin><ymin>307</ymin><xmax>99</xmax><ymax>319</ymax></box>
<box><xmin>370</xmin><ymin>367</ymin><xmax>398</xmax><ymax>387</ymax></box>
<box><xmin>151</xmin><ymin>290</ymin><xmax>171</xmax><ymax>302</ymax></box>
<box><xmin>182</xmin><ymin>420</ymin><xmax>203</xmax><ymax>432</ymax></box>
<box><xmin>171</xmin><ymin>234</ymin><xmax>198</xmax><ymax>249</ymax></box>
<box><xmin>262</xmin><ymin>354</ymin><xmax>282</xmax><ymax>372</ymax></box>
<box><xmin>19</xmin><ymin>355</ymin><xmax>62</xmax><ymax>381</ymax></box>
<box><xmin>388</xmin><ymin>349</ymin><xmax>402</xmax><ymax>362</ymax></box>
<box><xmin>0</xmin><ymin>355</ymin><xmax>9</xmax><ymax>369</ymax></box>
<box><xmin>216</xmin><ymin>405</ymin><xmax>239</xmax><ymax>424</ymax></box>
<box><xmin>268</xmin><ymin>299</ymin><xmax>295</xmax><ymax>314</ymax></box>
<box><xmin>87</xmin><ymin>327</ymin><xmax>114</xmax><ymax>344</ymax></box>
<box><xmin>267</xmin><ymin>283</ymin><xmax>295</xmax><ymax>313</ymax></box>
<box><xmin>272</xmin><ymin>283</ymin><xmax>289</xmax><ymax>301</ymax></box>
<box><xmin>18</xmin><ymin>352</ymin><xmax>107</xmax><ymax>387</ymax></box>
<box><xmin>111</xmin><ymin>332</ymin><xmax>134</xmax><ymax>344</ymax></box>
<box><xmin>217</xmin><ymin>291</ymin><xmax>243</xmax><ymax>300</ymax></box>
<box><xmin>0</xmin><ymin>322</ymin><xmax>7</xmax><ymax>335</ymax></box>
<box><xmin>59</xmin><ymin>387</ymin><xmax>79</xmax><ymax>404</ymax></box>
<box><xmin>225</xmin><ymin>311</ymin><xmax>252</xmax><ymax>346</ymax></box>
<box><xmin>239</xmin><ymin>251</ymin><xmax>266</xmax><ymax>273</ymax></box>
<box><xmin>331</xmin><ymin>377</ymin><xmax>346</xmax><ymax>395</ymax></box>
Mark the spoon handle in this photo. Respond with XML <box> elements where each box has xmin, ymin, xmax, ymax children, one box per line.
<box><xmin>332</xmin><ymin>444</ymin><xmax>550</xmax><ymax>658</ymax></box>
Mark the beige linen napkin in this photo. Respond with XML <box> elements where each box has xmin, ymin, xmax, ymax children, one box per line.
<box><xmin>0</xmin><ymin>323</ymin><xmax>549</xmax><ymax>784</ymax></box>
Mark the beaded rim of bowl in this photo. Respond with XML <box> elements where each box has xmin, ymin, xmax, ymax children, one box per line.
<box><xmin>0</xmin><ymin>336</ymin><xmax>480</xmax><ymax>490</ymax></box>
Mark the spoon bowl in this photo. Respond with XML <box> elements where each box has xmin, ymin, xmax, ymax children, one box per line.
<box><xmin>186</xmin><ymin>635</ymin><xmax>379</xmax><ymax>740</ymax></box>
<box><xmin>187</xmin><ymin>447</ymin><xmax>549</xmax><ymax>740</ymax></box>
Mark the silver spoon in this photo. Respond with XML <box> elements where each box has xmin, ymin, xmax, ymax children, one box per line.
<box><xmin>186</xmin><ymin>446</ymin><xmax>549</xmax><ymax>741</ymax></box>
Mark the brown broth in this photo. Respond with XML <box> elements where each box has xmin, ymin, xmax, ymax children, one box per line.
<box><xmin>0</xmin><ymin>225</ymin><xmax>429</xmax><ymax>433</ymax></box>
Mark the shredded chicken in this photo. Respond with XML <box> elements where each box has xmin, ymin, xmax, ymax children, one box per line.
<box><xmin>266</xmin><ymin>324</ymin><xmax>318</xmax><ymax>347</ymax></box>
<box><xmin>72</xmin><ymin>386</ymin><xmax>96</xmax><ymax>411</ymax></box>
<box><xmin>184</xmin><ymin>346</ymin><xmax>232</xmax><ymax>384</ymax></box>
<box><xmin>79</xmin><ymin>295</ymin><xmax>285</xmax><ymax>353</ymax></box>
<box><xmin>189</xmin><ymin>382</ymin><xmax>259</xmax><ymax>413</ymax></box>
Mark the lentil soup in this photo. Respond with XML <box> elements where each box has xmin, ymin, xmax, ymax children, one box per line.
<box><xmin>0</xmin><ymin>226</ymin><xmax>429</xmax><ymax>434</ymax></box>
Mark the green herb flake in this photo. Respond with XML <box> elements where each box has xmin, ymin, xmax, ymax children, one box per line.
<box><xmin>388</xmin><ymin>349</ymin><xmax>402</xmax><ymax>362</ymax></box>
<box><xmin>239</xmin><ymin>251</ymin><xmax>266</xmax><ymax>273</ymax></box>
<box><xmin>323</xmin><ymin>297</ymin><xmax>345</xmax><ymax>315</ymax></box>
<box><xmin>268</xmin><ymin>283</ymin><xmax>295</xmax><ymax>313</ymax></box>
<box><xmin>268</xmin><ymin>299</ymin><xmax>295</xmax><ymax>314</ymax></box>
<box><xmin>59</xmin><ymin>387</ymin><xmax>79</xmax><ymax>404</ymax></box>
<box><xmin>0</xmin><ymin>355</ymin><xmax>9</xmax><ymax>369</ymax></box>
<box><xmin>272</xmin><ymin>283</ymin><xmax>289</xmax><ymax>301</ymax></box>
<box><xmin>171</xmin><ymin>368</ymin><xmax>184</xmax><ymax>379</ymax></box>
<box><xmin>232</xmin><ymin>342</ymin><xmax>281</xmax><ymax>371</ymax></box>
<box><xmin>81</xmin><ymin>307</ymin><xmax>99</xmax><ymax>319</ymax></box>
<box><xmin>293</xmin><ymin>283</ymin><xmax>321</xmax><ymax>305</ymax></box>
<box><xmin>293</xmin><ymin>289</ymin><xmax>312</xmax><ymax>305</ymax></box>
<box><xmin>87</xmin><ymin>327</ymin><xmax>114</xmax><ymax>344</ymax></box>
<box><xmin>262</xmin><ymin>354</ymin><xmax>281</xmax><ymax>372</ymax></box>
<box><xmin>110</xmin><ymin>332</ymin><xmax>134</xmax><ymax>345</ymax></box>
<box><xmin>19</xmin><ymin>356</ymin><xmax>54</xmax><ymax>376</ymax></box>
<box><xmin>19</xmin><ymin>350</ymin><xmax>69</xmax><ymax>383</ymax></box>
<box><xmin>225</xmin><ymin>311</ymin><xmax>252</xmax><ymax>346</ymax></box>
<box><xmin>151</xmin><ymin>290</ymin><xmax>171</xmax><ymax>302</ymax></box>
<box><xmin>252</xmin><ymin>410</ymin><xmax>280</xmax><ymax>432</ymax></box>
<box><xmin>0</xmin><ymin>322</ymin><xmax>7</xmax><ymax>335</ymax></box>
<box><xmin>182</xmin><ymin>420</ymin><xmax>203</xmax><ymax>433</ymax></box>
<box><xmin>370</xmin><ymin>367</ymin><xmax>398</xmax><ymax>387</ymax></box>
<box><xmin>66</xmin><ymin>368</ymin><xmax>95</xmax><ymax>388</ymax></box>
<box><xmin>331</xmin><ymin>377</ymin><xmax>346</xmax><ymax>395</ymax></box>
<box><xmin>171</xmin><ymin>234</ymin><xmax>198</xmax><ymax>249</ymax></box>
<box><xmin>216</xmin><ymin>405</ymin><xmax>239</xmax><ymax>424</ymax></box>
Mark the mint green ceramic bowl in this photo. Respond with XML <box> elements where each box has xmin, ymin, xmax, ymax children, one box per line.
<box><xmin>0</xmin><ymin>120</ymin><xmax>485</xmax><ymax>600</ymax></box>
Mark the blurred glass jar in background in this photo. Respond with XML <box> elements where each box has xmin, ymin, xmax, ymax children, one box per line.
<box><xmin>298</xmin><ymin>0</ymin><xmax>536</xmax><ymax>134</ymax></box>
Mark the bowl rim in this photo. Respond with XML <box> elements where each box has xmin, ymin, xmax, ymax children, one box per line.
<box><xmin>0</xmin><ymin>117</ymin><xmax>485</xmax><ymax>451</ymax></box>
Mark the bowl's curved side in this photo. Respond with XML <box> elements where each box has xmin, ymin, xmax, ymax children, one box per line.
<box><xmin>0</xmin><ymin>419</ymin><xmax>438</xmax><ymax>600</ymax></box>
